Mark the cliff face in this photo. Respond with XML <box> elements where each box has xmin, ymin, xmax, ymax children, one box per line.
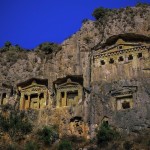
<box><xmin>0</xmin><ymin>6</ymin><xmax>150</xmax><ymax>89</ymax></box>
<box><xmin>0</xmin><ymin>5</ymin><xmax>150</xmax><ymax>135</ymax></box>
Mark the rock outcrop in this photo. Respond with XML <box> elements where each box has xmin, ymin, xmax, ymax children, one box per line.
<box><xmin>0</xmin><ymin>5</ymin><xmax>150</xmax><ymax>138</ymax></box>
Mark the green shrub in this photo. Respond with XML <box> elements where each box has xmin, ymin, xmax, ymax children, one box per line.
<box><xmin>0</xmin><ymin>109</ymin><xmax>33</xmax><ymax>140</ymax></box>
<box><xmin>38</xmin><ymin>126</ymin><xmax>58</xmax><ymax>145</ymax></box>
<box><xmin>37</xmin><ymin>42</ymin><xmax>61</xmax><ymax>54</ymax></box>
<box><xmin>96</xmin><ymin>122</ymin><xmax>119</xmax><ymax>146</ymax></box>
<box><xmin>83</xmin><ymin>36</ymin><xmax>92</xmax><ymax>44</ymax></box>
<box><xmin>136</xmin><ymin>2</ymin><xmax>150</xmax><ymax>7</ymax></box>
<box><xmin>92</xmin><ymin>7</ymin><xmax>111</xmax><ymax>20</ymax></box>
<box><xmin>58</xmin><ymin>140</ymin><xmax>72</xmax><ymax>150</ymax></box>
<box><xmin>82</xmin><ymin>18</ymin><xmax>88</xmax><ymax>24</ymax></box>
<box><xmin>0</xmin><ymin>41</ymin><xmax>27</xmax><ymax>53</ymax></box>
<box><xmin>123</xmin><ymin>141</ymin><xmax>133</xmax><ymax>150</ymax></box>
<box><xmin>5</xmin><ymin>50</ymin><xmax>18</xmax><ymax>63</ymax></box>
<box><xmin>9</xmin><ymin>111</ymin><xmax>32</xmax><ymax>136</ymax></box>
<box><xmin>5</xmin><ymin>41</ymin><xmax>12</xmax><ymax>47</ymax></box>
<box><xmin>147</xmin><ymin>140</ymin><xmax>150</xmax><ymax>146</ymax></box>
<box><xmin>6</xmin><ymin>144</ymin><xmax>16</xmax><ymax>150</ymax></box>
<box><xmin>25</xmin><ymin>141</ymin><xmax>39</xmax><ymax>150</ymax></box>
<box><xmin>62</xmin><ymin>135</ymin><xmax>84</xmax><ymax>144</ymax></box>
<box><xmin>4</xmin><ymin>48</ymin><xmax>28</xmax><ymax>65</ymax></box>
<box><xmin>69</xmin><ymin>135</ymin><xmax>85</xmax><ymax>143</ymax></box>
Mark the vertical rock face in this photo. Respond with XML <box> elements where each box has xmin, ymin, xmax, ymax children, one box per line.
<box><xmin>44</xmin><ymin>6</ymin><xmax>150</xmax><ymax>90</ymax></box>
<box><xmin>91</xmin><ymin>34</ymin><xmax>150</xmax><ymax>133</ymax></box>
<box><xmin>0</xmin><ymin>6</ymin><xmax>150</xmax><ymax>89</ymax></box>
<box><xmin>0</xmin><ymin>6</ymin><xmax>150</xmax><ymax>137</ymax></box>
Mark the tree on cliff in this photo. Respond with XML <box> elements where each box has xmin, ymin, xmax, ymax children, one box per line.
<box><xmin>92</xmin><ymin>7</ymin><xmax>110</xmax><ymax>20</ymax></box>
<box><xmin>4</xmin><ymin>41</ymin><xmax>12</xmax><ymax>48</ymax></box>
<box><xmin>96</xmin><ymin>122</ymin><xmax>119</xmax><ymax>146</ymax></box>
<box><xmin>37</xmin><ymin>42</ymin><xmax>61</xmax><ymax>54</ymax></box>
<box><xmin>0</xmin><ymin>41</ymin><xmax>26</xmax><ymax>52</ymax></box>
<box><xmin>0</xmin><ymin>104</ymin><xmax>33</xmax><ymax>141</ymax></box>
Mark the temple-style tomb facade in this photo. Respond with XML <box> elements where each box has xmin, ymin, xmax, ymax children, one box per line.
<box><xmin>93</xmin><ymin>35</ymin><xmax>150</xmax><ymax>81</ymax></box>
<box><xmin>17</xmin><ymin>78</ymin><xmax>49</xmax><ymax>110</ymax></box>
<box><xmin>0</xmin><ymin>83</ymin><xmax>13</xmax><ymax>106</ymax></box>
<box><xmin>89</xmin><ymin>33</ymin><xmax>150</xmax><ymax>134</ymax></box>
<box><xmin>110</xmin><ymin>86</ymin><xmax>137</xmax><ymax>111</ymax></box>
<box><xmin>0</xmin><ymin>33</ymin><xmax>149</xmax><ymax>139</ymax></box>
<box><xmin>53</xmin><ymin>75</ymin><xmax>84</xmax><ymax>108</ymax></box>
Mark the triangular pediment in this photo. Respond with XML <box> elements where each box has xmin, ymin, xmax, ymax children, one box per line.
<box><xmin>111</xmin><ymin>86</ymin><xmax>137</xmax><ymax>97</ymax></box>
<box><xmin>116</xmin><ymin>39</ymin><xmax>125</xmax><ymax>45</ymax></box>
<box><xmin>58</xmin><ymin>82</ymin><xmax>79</xmax><ymax>88</ymax></box>
<box><xmin>100</xmin><ymin>38</ymin><xmax>144</xmax><ymax>55</ymax></box>
<box><xmin>21</xmin><ymin>83</ymin><xmax>46</xmax><ymax>90</ymax></box>
<box><xmin>57</xmin><ymin>78</ymin><xmax>80</xmax><ymax>88</ymax></box>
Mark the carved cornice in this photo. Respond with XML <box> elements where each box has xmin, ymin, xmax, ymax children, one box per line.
<box><xmin>57</xmin><ymin>85</ymin><xmax>79</xmax><ymax>90</ymax></box>
<box><xmin>56</xmin><ymin>78</ymin><xmax>81</xmax><ymax>90</ymax></box>
<box><xmin>111</xmin><ymin>86</ymin><xmax>137</xmax><ymax>97</ymax></box>
<box><xmin>94</xmin><ymin>46</ymin><xmax>148</xmax><ymax>58</ymax></box>
<box><xmin>21</xmin><ymin>86</ymin><xmax>47</xmax><ymax>93</ymax></box>
<box><xmin>20</xmin><ymin>84</ymin><xmax>47</xmax><ymax>91</ymax></box>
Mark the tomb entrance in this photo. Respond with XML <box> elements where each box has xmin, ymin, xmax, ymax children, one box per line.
<box><xmin>17</xmin><ymin>78</ymin><xmax>49</xmax><ymax>110</ymax></box>
<box><xmin>69</xmin><ymin>116</ymin><xmax>88</xmax><ymax>137</ymax></box>
<box><xmin>53</xmin><ymin>75</ymin><xmax>83</xmax><ymax>108</ymax></box>
<box><xmin>110</xmin><ymin>86</ymin><xmax>137</xmax><ymax>111</ymax></box>
<box><xmin>0</xmin><ymin>84</ymin><xmax>13</xmax><ymax>106</ymax></box>
<box><xmin>116</xmin><ymin>95</ymin><xmax>133</xmax><ymax>110</ymax></box>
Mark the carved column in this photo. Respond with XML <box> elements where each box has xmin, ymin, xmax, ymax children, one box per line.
<box><xmin>65</xmin><ymin>91</ymin><xmax>67</xmax><ymax>106</ymax></box>
<box><xmin>44</xmin><ymin>91</ymin><xmax>46</xmax><ymax>107</ymax></box>
<box><xmin>20</xmin><ymin>93</ymin><xmax>25</xmax><ymax>110</ymax></box>
<box><xmin>56</xmin><ymin>90</ymin><xmax>60</xmax><ymax>108</ymax></box>
<box><xmin>0</xmin><ymin>93</ymin><xmax>2</xmax><ymax>105</ymax></box>
<box><xmin>28</xmin><ymin>95</ymin><xmax>31</xmax><ymax>109</ymax></box>
<box><xmin>59</xmin><ymin>93</ymin><xmax>61</xmax><ymax>107</ymax></box>
<box><xmin>132</xmin><ymin>53</ymin><xmax>138</xmax><ymax>78</ymax></box>
<box><xmin>45</xmin><ymin>91</ymin><xmax>48</xmax><ymax>107</ymax></box>
<box><xmin>46</xmin><ymin>90</ymin><xmax>49</xmax><ymax>106</ymax></box>
<box><xmin>38</xmin><ymin>93</ymin><xmax>40</xmax><ymax>109</ymax></box>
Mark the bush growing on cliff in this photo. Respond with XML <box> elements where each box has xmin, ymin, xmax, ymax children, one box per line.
<box><xmin>136</xmin><ymin>2</ymin><xmax>150</xmax><ymax>7</ymax></box>
<box><xmin>58</xmin><ymin>140</ymin><xmax>72</xmax><ymax>150</ymax></box>
<box><xmin>6</xmin><ymin>144</ymin><xmax>17</xmax><ymax>150</ymax></box>
<box><xmin>82</xmin><ymin>18</ymin><xmax>88</xmax><ymax>24</ymax></box>
<box><xmin>123</xmin><ymin>141</ymin><xmax>133</xmax><ymax>150</ymax></box>
<box><xmin>4</xmin><ymin>41</ymin><xmax>12</xmax><ymax>48</ymax></box>
<box><xmin>62</xmin><ymin>135</ymin><xmax>85</xmax><ymax>143</ymax></box>
<box><xmin>4</xmin><ymin>48</ymin><xmax>28</xmax><ymax>65</ymax></box>
<box><xmin>83</xmin><ymin>36</ymin><xmax>92</xmax><ymax>44</ymax></box>
<box><xmin>92</xmin><ymin>7</ymin><xmax>111</xmax><ymax>20</ymax></box>
<box><xmin>96</xmin><ymin>122</ymin><xmax>119</xmax><ymax>146</ymax></box>
<box><xmin>0</xmin><ymin>106</ymin><xmax>33</xmax><ymax>140</ymax></box>
<box><xmin>0</xmin><ymin>41</ymin><xmax>27</xmax><ymax>53</ymax></box>
<box><xmin>38</xmin><ymin>126</ymin><xmax>59</xmax><ymax>145</ymax></box>
<box><xmin>25</xmin><ymin>141</ymin><xmax>39</xmax><ymax>150</ymax></box>
<box><xmin>5</xmin><ymin>50</ymin><xmax>18</xmax><ymax>63</ymax></box>
<box><xmin>37</xmin><ymin>42</ymin><xmax>61</xmax><ymax>54</ymax></box>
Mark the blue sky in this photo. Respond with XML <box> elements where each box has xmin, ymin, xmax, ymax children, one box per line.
<box><xmin>0</xmin><ymin>0</ymin><xmax>149</xmax><ymax>49</ymax></box>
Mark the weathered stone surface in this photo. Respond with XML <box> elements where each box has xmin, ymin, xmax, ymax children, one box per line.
<box><xmin>0</xmin><ymin>6</ymin><xmax>150</xmax><ymax>138</ymax></box>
